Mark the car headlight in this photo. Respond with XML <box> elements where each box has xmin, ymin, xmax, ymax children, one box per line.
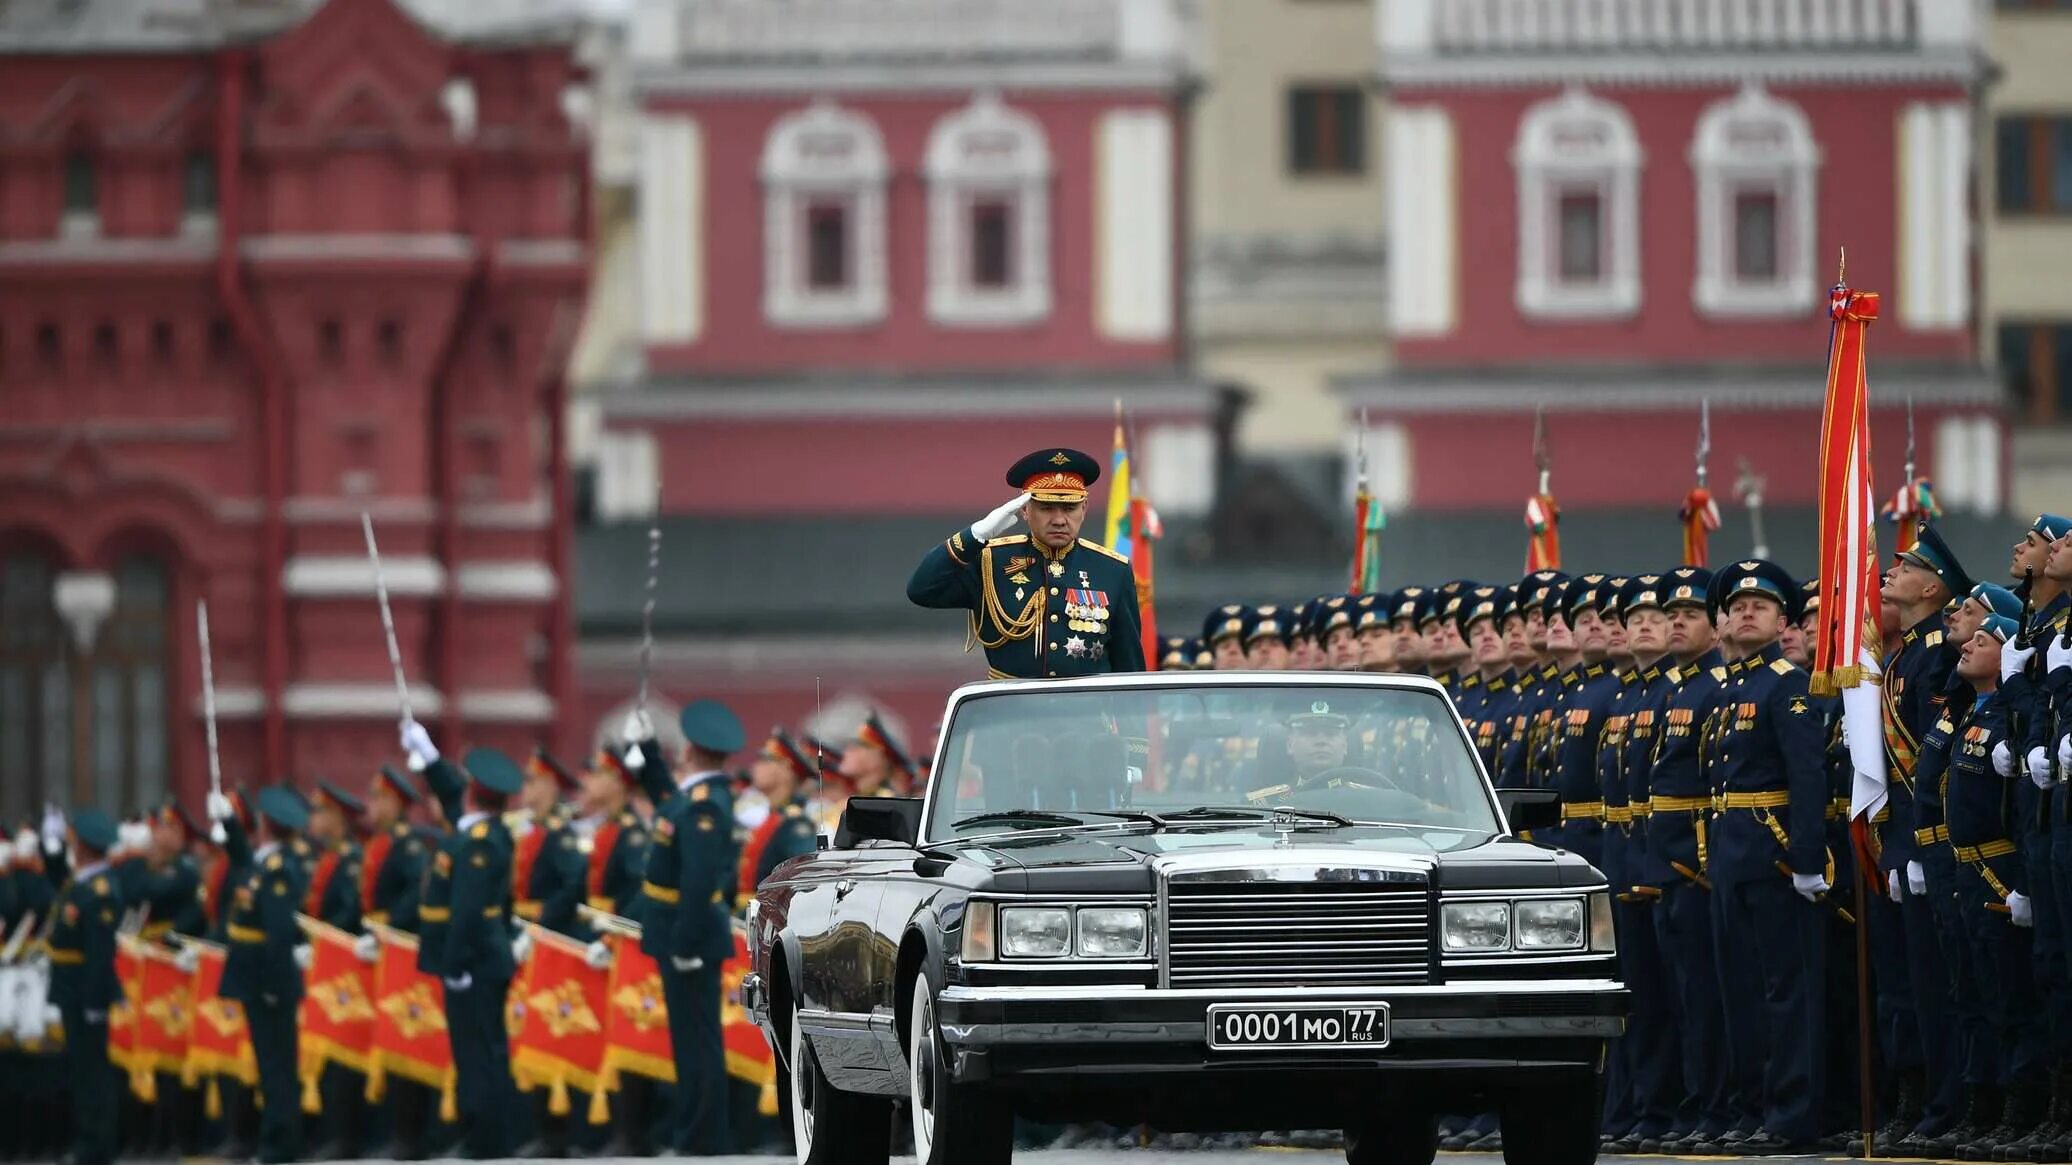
<box><xmin>1513</xmin><ymin>898</ymin><xmax>1585</xmax><ymax>951</ymax></box>
<box><xmin>1075</xmin><ymin>907</ymin><xmax>1148</xmax><ymax>958</ymax></box>
<box><xmin>1440</xmin><ymin>901</ymin><xmax>1510</xmax><ymax>952</ymax></box>
<box><xmin>999</xmin><ymin>906</ymin><xmax>1073</xmax><ymax>958</ymax></box>
<box><xmin>960</xmin><ymin>900</ymin><xmax>997</xmax><ymax>962</ymax></box>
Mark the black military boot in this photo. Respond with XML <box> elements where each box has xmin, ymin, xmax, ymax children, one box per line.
<box><xmin>1877</xmin><ymin>1068</ymin><xmax>1926</xmax><ymax>1150</ymax></box>
<box><xmin>1966</xmin><ymin>1080</ymin><xmax>2044</xmax><ymax>1161</ymax></box>
<box><xmin>1999</xmin><ymin>1074</ymin><xmax>2064</xmax><ymax>1162</ymax></box>
<box><xmin>1946</xmin><ymin>1084</ymin><xmax>2008</xmax><ymax>1160</ymax></box>
<box><xmin>2029</xmin><ymin>1068</ymin><xmax>2072</xmax><ymax>1163</ymax></box>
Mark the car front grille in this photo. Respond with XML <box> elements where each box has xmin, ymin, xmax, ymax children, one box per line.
<box><xmin>1162</xmin><ymin>877</ymin><xmax>1433</xmax><ymax>989</ymax></box>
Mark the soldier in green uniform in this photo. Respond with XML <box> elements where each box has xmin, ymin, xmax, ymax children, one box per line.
<box><xmin>842</xmin><ymin>711</ymin><xmax>916</xmax><ymax>798</ymax></box>
<box><xmin>215</xmin><ymin>787</ymin><xmax>312</xmax><ymax>1165</ymax></box>
<box><xmin>47</xmin><ymin>809</ymin><xmax>124</xmax><ymax>1165</ymax></box>
<box><xmin>516</xmin><ymin>749</ymin><xmax>589</xmax><ymax>939</ymax></box>
<box><xmin>357</xmin><ymin>765</ymin><xmax>427</xmax><ymax>936</ymax></box>
<box><xmin>908</xmin><ymin>448</ymin><xmax>1144</xmax><ymax>678</ymax></box>
<box><xmin>300</xmin><ymin>780</ymin><xmax>368</xmax><ymax>1164</ymax></box>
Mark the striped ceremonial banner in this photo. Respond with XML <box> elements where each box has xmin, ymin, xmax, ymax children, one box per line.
<box><xmin>295</xmin><ymin>915</ymin><xmax>377</xmax><ymax>1112</ymax></box>
<box><xmin>363</xmin><ymin>922</ymin><xmax>456</xmax><ymax>1120</ymax></box>
<box><xmin>509</xmin><ymin>924</ymin><xmax>610</xmax><ymax>1122</ymax></box>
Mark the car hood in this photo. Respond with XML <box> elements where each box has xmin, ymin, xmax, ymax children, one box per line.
<box><xmin>928</xmin><ymin>824</ymin><xmax>1600</xmax><ymax>895</ymax></box>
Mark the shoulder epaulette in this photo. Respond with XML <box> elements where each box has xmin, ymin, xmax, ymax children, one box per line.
<box><xmin>983</xmin><ymin>534</ymin><xmax>1031</xmax><ymax>548</ymax></box>
<box><xmin>1770</xmin><ymin>658</ymin><xmax>1794</xmax><ymax>676</ymax></box>
<box><xmin>1710</xmin><ymin>666</ymin><xmax>1729</xmax><ymax>682</ymax></box>
<box><xmin>1666</xmin><ymin>666</ymin><xmax>1684</xmax><ymax>684</ymax></box>
<box><xmin>1075</xmin><ymin>538</ymin><xmax>1130</xmax><ymax>565</ymax></box>
<box><xmin>1244</xmin><ymin>784</ymin><xmax>1291</xmax><ymax>803</ymax></box>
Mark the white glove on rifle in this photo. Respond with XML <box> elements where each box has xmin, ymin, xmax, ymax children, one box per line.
<box><xmin>2033</xmin><ymin>747</ymin><xmax>2055</xmax><ymax>790</ymax></box>
<box><xmin>354</xmin><ymin>933</ymin><xmax>380</xmax><ymax>964</ymax></box>
<box><xmin>583</xmin><ymin>940</ymin><xmax>613</xmax><ymax>971</ymax></box>
<box><xmin>2009</xmin><ymin>890</ymin><xmax>2036</xmax><ymax>928</ymax></box>
<box><xmin>1887</xmin><ymin>870</ymin><xmax>1902</xmax><ymax>904</ymax></box>
<box><xmin>1907</xmin><ymin>860</ymin><xmax>1928</xmax><ymax>897</ymax></box>
<box><xmin>400</xmin><ymin>719</ymin><xmax>439</xmax><ymax>773</ymax></box>
<box><xmin>1995</xmin><ymin>741</ymin><xmax>2015</xmax><ymax>778</ymax></box>
<box><xmin>292</xmin><ymin>944</ymin><xmax>312</xmax><ymax>972</ymax></box>
<box><xmin>207</xmin><ymin>792</ymin><xmax>236</xmax><ymax>823</ymax></box>
<box><xmin>670</xmin><ymin>956</ymin><xmax>704</xmax><ymax>973</ymax></box>
<box><xmin>1790</xmin><ymin>872</ymin><xmax>1829</xmax><ymax>904</ymax></box>
<box><xmin>970</xmin><ymin>492</ymin><xmax>1032</xmax><ymax>542</ymax></box>
<box><xmin>2048</xmin><ymin>636</ymin><xmax>2072</xmax><ymax>674</ymax></box>
<box><xmin>174</xmin><ymin>945</ymin><xmax>201</xmax><ymax>974</ymax></box>
<box><xmin>511</xmin><ymin>928</ymin><xmax>535</xmax><ymax>966</ymax></box>
<box><xmin>2003</xmin><ymin>640</ymin><xmax>2037</xmax><ymax>682</ymax></box>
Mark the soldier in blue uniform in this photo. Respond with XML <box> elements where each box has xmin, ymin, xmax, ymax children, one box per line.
<box><xmin>1536</xmin><ymin>578</ymin><xmax>1619</xmax><ymax>865</ymax></box>
<box><xmin>908</xmin><ymin>448</ymin><xmax>1143</xmax><ymax>678</ymax></box>
<box><xmin>1244</xmin><ymin>605</ymin><xmax>1292</xmax><ymax>670</ymax></box>
<box><xmin>1878</xmin><ymin>527</ymin><xmax>1974</xmax><ymax>1154</ymax></box>
<box><xmin>628</xmin><ymin>699</ymin><xmax>743</xmax><ymax>1156</ymax></box>
<box><xmin>1384</xmin><ymin>588</ymin><xmax>1427</xmax><ymax>676</ymax></box>
<box><xmin>1202</xmin><ymin>604</ymin><xmax>1248</xmax><ymax>670</ymax></box>
<box><xmin>1704</xmin><ymin>559</ymin><xmax>1832</xmax><ymax>1154</ymax></box>
<box><xmin>215</xmin><ymin>788</ymin><xmax>312</xmax><ymax>1165</ymax></box>
<box><xmin>46</xmin><ymin>809</ymin><xmax>124</xmax><ymax>1165</ymax></box>
<box><xmin>1455</xmin><ymin>587</ymin><xmax>1512</xmax><ymax>776</ymax></box>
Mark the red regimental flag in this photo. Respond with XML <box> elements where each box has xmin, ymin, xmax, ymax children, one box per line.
<box><xmin>1680</xmin><ymin>487</ymin><xmax>1721</xmax><ymax>568</ymax></box>
<box><xmin>364</xmin><ymin>923</ymin><xmax>455</xmax><ymax>1117</ymax></box>
<box><xmin>296</xmin><ymin>916</ymin><xmax>377</xmax><ymax>1112</ymax></box>
<box><xmin>599</xmin><ymin>932</ymin><xmax>673</xmax><ymax>1089</ymax></box>
<box><xmin>1524</xmin><ymin>494</ymin><xmax>1561</xmax><ymax>572</ymax></box>
<box><xmin>184</xmin><ymin>941</ymin><xmax>256</xmax><ymax>1086</ymax></box>
<box><xmin>721</xmin><ymin>929</ymin><xmax>778</xmax><ymax>1117</ymax></box>
<box><xmin>509</xmin><ymin>926</ymin><xmax>611</xmax><ymax>1122</ymax></box>
<box><xmin>109</xmin><ymin>940</ymin><xmax>140</xmax><ymax>1078</ymax></box>
<box><xmin>120</xmin><ymin>936</ymin><xmax>189</xmax><ymax>1101</ymax></box>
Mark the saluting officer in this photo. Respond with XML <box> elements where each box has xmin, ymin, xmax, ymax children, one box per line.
<box><xmin>629</xmin><ymin>699</ymin><xmax>744</xmax><ymax>1157</ymax></box>
<box><xmin>908</xmin><ymin>448</ymin><xmax>1143</xmax><ymax>678</ymax></box>
<box><xmin>47</xmin><ymin>808</ymin><xmax>124</xmax><ymax>1165</ymax></box>
<box><xmin>216</xmin><ymin>787</ymin><xmax>313</xmax><ymax>1165</ymax></box>
<box><xmin>515</xmin><ymin>749</ymin><xmax>588</xmax><ymax>938</ymax></box>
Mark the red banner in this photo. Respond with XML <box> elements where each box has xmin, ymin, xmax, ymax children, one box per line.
<box><xmin>296</xmin><ymin>916</ymin><xmax>377</xmax><ymax>1111</ymax></box>
<box><xmin>510</xmin><ymin>926</ymin><xmax>610</xmax><ymax>1121</ymax></box>
<box><xmin>108</xmin><ymin>940</ymin><xmax>141</xmax><ymax>1086</ymax></box>
<box><xmin>114</xmin><ymin>937</ymin><xmax>187</xmax><ymax>1100</ymax></box>
<box><xmin>184</xmin><ymin>941</ymin><xmax>256</xmax><ymax>1087</ymax></box>
<box><xmin>599</xmin><ymin>933</ymin><xmax>673</xmax><ymax>1089</ymax></box>
<box><xmin>721</xmin><ymin>930</ymin><xmax>778</xmax><ymax>1117</ymax></box>
<box><xmin>364</xmin><ymin>923</ymin><xmax>455</xmax><ymax>1117</ymax></box>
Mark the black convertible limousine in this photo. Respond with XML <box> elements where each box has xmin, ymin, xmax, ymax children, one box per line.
<box><xmin>738</xmin><ymin>672</ymin><xmax>1625</xmax><ymax>1165</ymax></box>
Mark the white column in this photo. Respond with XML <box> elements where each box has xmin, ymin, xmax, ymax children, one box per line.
<box><xmin>1897</xmin><ymin>102</ymin><xmax>1970</xmax><ymax>331</ymax></box>
<box><xmin>1095</xmin><ymin>109</ymin><xmax>1174</xmax><ymax>342</ymax></box>
<box><xmin>1387</xmin><ymin>106</ymin><xmax>1458</xmax><ymax>338</ymax></box>
<box><xmin>638</xmin><ymin>112</ymin><xmax>703</xmax><ymax>345</ymax></box>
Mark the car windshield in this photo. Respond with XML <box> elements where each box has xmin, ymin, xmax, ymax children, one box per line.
<box><xmin>926</xmin><ymin>682</ymin><xmax>1499</xmax><ymax>840</ymax></box>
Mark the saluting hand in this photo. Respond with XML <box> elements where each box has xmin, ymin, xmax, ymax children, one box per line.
<box><xmin>972</xmin><ymin>492</ymin><xmax>1032</xmax><ymax>541</ymax></box>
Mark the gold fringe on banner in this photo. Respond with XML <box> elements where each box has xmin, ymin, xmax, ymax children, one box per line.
<box><xmin>548</xmin><ymin>1075</ymin><xmax>572</xmax><ymax>1117</ymax></box>
<box><xmin>205</xmin><ymin>1077</ymin><xmax>223</xmax><ymax>1121</ymax></box>
<box><xmin>439</xmin><ymin>1074</ymin><xmax>458</xmax><ymax>1124</ymax></box>
<box><xmin>587</xmin><ymin>1081</ymin><xmax>612</xmax><ymax>1126</ymax></box>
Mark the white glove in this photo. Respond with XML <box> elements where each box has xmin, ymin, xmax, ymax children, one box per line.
<box><xmin>1907</xmin><ymin>860</ymin><xmax>1928</xmax><ymax>897</ymax></box>
<box><xmin>0</xmin><ymin>839</ymin><xmax>12</xmax><ymax>868</ymax></box>
<box><xmin>292</xmin><ymin>944</ymin><xmax>312</xmax><ymax>972</ymax></box>
<box><xmin>583</xmin><ymin>940</ymin><xmax>613</xmax><ymax>971</ymax></box>
<box><xmin>354</xmin><ymin>933</ymin><xmax>380</xmax><ymax>964</ymax></box>
<box><xmin>41</xmin><ymin>806</ymin><xmax>66</xmax><ymax>853</ymax></box>
<box><xmin>13</xmin><ymin>829</ymin><xmax>33</xmax><ymax>857</ymax></box>
<box><xmin>400</xmin><ymin>719</ymin><xmax>439</xmax><ymax>772</ymax></box>
<box><xmin>2048</xmin><ymin>636</ymin><xmax>2072</xmax><ymax>674</ymax></box>
<box><xmin>2009</xmin><ymin>890</ymin><xmax>2036</xmax><ymax>928</ymax></box>
<box><xmin>1791</xmin><ymin>872</ymin><xmax>1830</xmax><ymax>903</ymax></box>
<box><xmin>2003</xmin><ymin>640</ymin><xmax>2038</xmax><ymax>681</ymax></box>
<box><xmin>622</xmin><ymin>708</ymin><xmax>653</xmax><ymax>745</ymax></box>
<box><xmin>1995</xmin><ymin>741</ymin><xmax>2016</xmax><ymax>778</ymax></box>
<box><xmin>207</xmin><ymin>792</ymin><xmax>235</xmax><ymax>823</ymax></box>
<box><xmin>1888</xmin><ymin>869</ymin><xmax>1903</xmax><ymax>903</ymax></box>
<box><xmin>120</xmin><ymin>821</ymin><xmax>151</xmax><ymax>855</ymax></box>
<box><xmin>971</xmin><ymin>491</ymin><xmax>1032</xmax><ymax>541</ymax></box>
<box><xmin>2033</xmin><ymin>747</ymin><xmax>2055</xmax><ymax>790</ymax></box>
<box><xmin>443</xmin><ymin>973</ymin><xmax>473</xmax><ymax>993</ymax></box>
<box><xmin>174</xmin><ymin>945</ymin><xmax>201</xmax><ymax>974</ymax></box>
<box><xmin>511</xmin><ymin>929</ymin><xmax>535</xmax><ymax>965</ymax></box>
<box><xmin>670</xmin><ymin>956</ymin><xmax>704</xmax><ymax>973</ymax></box>
<box><xmin>2060</xmin><ymin>734</ymin><xmax>2072</xmax><ymax>772</ymax></box>
<box><xmin>42</xmin><ymin>1004</ymin><xmax>61</xmax><ymax>1031</ymax></box>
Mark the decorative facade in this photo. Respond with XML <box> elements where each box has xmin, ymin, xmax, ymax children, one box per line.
<box><xmin>0</xmin><ymin>0</ymin><xmax>593</xmax><ymax>817</ymax></box>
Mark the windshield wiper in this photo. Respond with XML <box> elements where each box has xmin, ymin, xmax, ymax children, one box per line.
<box><xmin>1082</xmin><ymin>809</ymin><xmax>1167</xmax><ymax>828</ymax></box>
<box><xmin>949</xmin><ymin>809</ymin><xmax>1089</xmax><ymax>830</ymax></box>
<box><xmin>1165</xmin><ymin>805</ymin><xmax>1355</xmax><ymax>828</ymax></box>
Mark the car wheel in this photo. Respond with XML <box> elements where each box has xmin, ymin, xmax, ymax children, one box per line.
<box><xmin>789</xmin><ymin>997</ymin><xmax>891</xmax><ymax>1165</ymax></box>
<box><xmin>1498</xmin><ymin>1068</ymin><xmax>1603</xmax><ymax>1165</ymax></box>
<box><xmin>1345</xmin><ymin>1103</ymin><xmax>1440</xmax><ymax>1165</ymax></box>
<box><xmin>908</xmin><ymin>976</ymin><xmax>1011</xmax><ymax>1165</ymax></box>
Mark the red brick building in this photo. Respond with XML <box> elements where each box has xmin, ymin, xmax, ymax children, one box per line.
<box><xmin>1345</xmin><ymin>0</ymin><xmax>2003</xmax><ymax>524</ymax></box>
<box><xmin>0</xmin><ymin>0</ymin><xmax>592</xmax><ymax>818</ymax></box>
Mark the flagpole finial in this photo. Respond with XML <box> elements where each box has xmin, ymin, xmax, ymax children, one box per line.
<box><xmin>1837</xmin><ymin>246</ymin><xmax>1846</xmax><ymax>284</ymax></box>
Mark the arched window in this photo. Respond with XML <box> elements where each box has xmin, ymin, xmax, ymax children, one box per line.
<box><xmin>1511</xmin><ymin>87</ymin><xmax>1642</xmax><ymax>320</ymax></box>
<box><xmin>1690</xmin><ymin>84</ymin><xmax>1820</xmax><ymax>317</ymax></box>
<box><xmin>0</xmin><ymin>550</ymin><xmax>169</xmax><ymax>817</ymax></box>
<box><xmin>926</xmin><ymin>93</ymin><xmax>1052</xmax><ymax>327</ymax></box>
<box><xmin>760</xmin><ymin>100</ymin><xmax>889</xmax><ymax>328</ymax></box>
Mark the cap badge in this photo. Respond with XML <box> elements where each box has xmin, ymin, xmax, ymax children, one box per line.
<box><xmin>1049</xmin><ymin>451</ymin><xmax>1071</xmax><ymax>465</ymax></box>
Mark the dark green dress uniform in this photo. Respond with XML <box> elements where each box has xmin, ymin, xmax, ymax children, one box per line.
<box><xmin>513</xmin><ymin>810</ymin><xmax>587</xmax><ymax>939</ymax></box>
<box><xmin>632</xmin><ymin>698</ymin><xmax>745</xmax><ymax>1156</ymax></box>
<box><xmin>46</xmin><ymin>810</ymin><xmax>124</xmax><ymax>1165</ymax></box>
<box><xmin>427</xmin><ymin>748</ymin><xmax>523</xmax><ymax>1161</ymax></box>
<box><xmin>219</xmin><ymin>789</ymin><xmax>311</xmax><ymax>1165</ymax></box>
<box><xmin>907</xmin><ymin>447</ymin><xmax>1144</xmax><ymax>678</ymax></box>
<box><xmin>583</xmin><ymin>798</ymin><xmax>650</xmax><ymax>922</ymax></box>
<box><xmin>360</xmin><ymin>820</ymin><xmax>427</xmax><ymax>933</ymax></box>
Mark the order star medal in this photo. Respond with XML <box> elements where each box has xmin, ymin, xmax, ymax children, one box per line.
<box><xmin>1047</xmin><ymin>561</ymin><xmax>1065</xmax><ymax>579</ymax></box>
<box><xmin>1065</xmin><ymin>636</ymin><xmax>1088</xmax><ymax>659</ymax></box>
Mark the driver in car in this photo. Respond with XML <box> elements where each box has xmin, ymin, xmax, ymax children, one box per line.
<box><xmin>1245</xmin><ymin>702</ymin><xmax>1375</xmax><ymax>803</ymax></box>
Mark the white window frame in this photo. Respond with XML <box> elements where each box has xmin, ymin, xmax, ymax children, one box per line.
<box><xmin>1690</xmin><ymin>84</ymin><xmax>1821</xmax><ymax>318</ymax></box>
<box><xmin>760</xmin><ymin>100</ymin><xmax>888</xmax><ymax>329</ymax></box>
<box><xmin>925</xmin><ymin>92</ymin><xmax>1052</xmax><ymax>327</ymax></box>
<box><xmin>1511</xmin><ymin>87</ymin><xmax>1642</xmax><ymax>321</ymax></box>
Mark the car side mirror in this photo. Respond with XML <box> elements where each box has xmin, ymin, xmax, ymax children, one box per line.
<box><xmin>833</xmin><ymin>797</ymin><xmax>924</xmax><ymax>849</ymax></box>
<box><xmin>1496</xmin><ymin>788</ymin><xmax>1561</xmax><ymax>835</ymax></box>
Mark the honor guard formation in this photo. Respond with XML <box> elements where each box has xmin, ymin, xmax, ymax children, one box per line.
<box><xmin>5</xmin><ymin>445</ymin><xmax>2072</xmax><ymax>1164</ymax></box>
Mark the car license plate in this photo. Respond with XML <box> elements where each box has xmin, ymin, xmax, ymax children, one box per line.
<box><xmin>1205</xmin><ymin>1003</ymin><xmax>1390</xmax><ymax>1051</ymax></box>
